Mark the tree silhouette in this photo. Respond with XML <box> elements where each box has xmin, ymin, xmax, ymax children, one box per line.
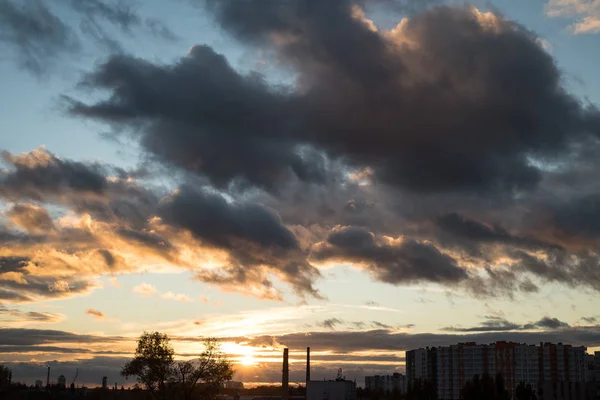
<box><xmin>515</xmin><ymin>382</ymin><xmax>537</xmax><ymax>400</ymax></box>
<box><xmin>122</xmin><ymin>332</ymin><xmax>234</xmax><ymax>400</ymax></box>
<box><xmin>462</xmin><ymin>374</ymin><xmax>511</xmax><ymax>400</ymax></box>
<box><xmin>0</xmin><ymin>364</ymin><xmax>11</xmax><ymax>387</ymax></box>
<box><xmin>173</xmin><ymin>338</ymin><xmax>234</xmax><ymax>400</ymax></box>
<box><xmin>407</xmin><ymin>378</ymin><xmax>436</xmax><ymax>400</ymax></box>
<box><xmin>122</xmin><ymin>331</ymin><xmax>175</xmax><ymax>400</ymax></box>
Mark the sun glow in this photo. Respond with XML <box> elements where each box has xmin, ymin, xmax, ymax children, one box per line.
<box><xmin>241</xmin><ymin>353</ymin><xmax>257</xmax><ymax>366</ymax></box>
<box><xmin>221</xmin><ymin>342</ymin><xmax>258</xmax><ymax>366</ymax></box>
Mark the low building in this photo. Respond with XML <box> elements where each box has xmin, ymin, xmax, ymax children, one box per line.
<box><xmin>57</xmin><ymin>375</ymin><xmax>66</xmax><ymax>388</ymax></box>
<box><xmin>365</xmin><ymin>373</ymin><xmax>406</xmax><ymax>394</ymax></box>
<box><xmin>307</xmin><ymin>380</ymin><xmax>356</xmax><ymax>400</ymax></box>
<box><xmin>224</xmin><ymin>381</ymin><xmax>244</xmax><ymax>390</ymax></box>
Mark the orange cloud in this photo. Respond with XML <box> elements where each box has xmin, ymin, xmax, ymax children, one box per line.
<box><xmin>85</xmin><ymin>308</ymin><xmax>105</xmax><ymax>319</ymax></box>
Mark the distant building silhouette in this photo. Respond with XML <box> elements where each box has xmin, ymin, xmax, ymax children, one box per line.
<box><xmin>224</xmin><ymin>381</ymin><xmax>244</xmax><ymax>389</ymax></box>
<box><xmin>102</xmin><ymin>376</ymin><xmax>108</xmax><ymax>389</ymax></box>
<box><xmin>365</xmin><ymin>373</ymin><xmax>406</xmax><ymax>395</ymax></box>
<box><xmin>35</xmin><ymin>380</ymin><xmax>43</xmax><ymax>389</ymax></box>
<box><xmin>58</xmin><ymin>375</ymin><xmax>66</xmax><ymax>388</ymax></box>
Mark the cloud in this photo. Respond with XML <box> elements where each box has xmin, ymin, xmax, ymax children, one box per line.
<box><xmin>317</xmin><ymin>318</ymin><xmax>344</xmax><ymax>330</ymax></box>
<box><xmin>161</xmin><ymin>291</ymin><xmax>193</xmax><ymax>302</ymax></box>
<box><xmin>0</xmin><ymin>149</ymin><xmax>320</xmax><ymax>301</ymax></box>
<box><xmin>0</xmin><ymin>305</ymin><xmax>64</xmax><ymax>323</ymax></box>
<box><xmin>159</xmin><ymin>186</ymin><xmax>322</xmax><ymax>299</ymax></box>
<box><xmin>0</xmin><ymin>0</ymin><xmax>79</xmax><ymax>74</ymax></box>
<box><xmin>6</xmin><ymin>203</ymin><xmax>56</xmax><ymax>235</ymax></box>
<box><xmin>442</xmin><ymin>315</ymin><xmax>572</xmax><ymax>332</ymax></box>
<box><xmin>70</xmin><ymin>2</ymin><xmax>600</xmax><ymax>196</ymax></box>
<box><xmin>311</xmin><ymin>226</ymin><xmax>468</xmax><ymax>285</ymax></box>
<box><xmin>132</xmin><ymin>283</ymin><xmax>157</xmax><ymax>297</ymax></box>
<box><xmin>0</xmin><ymin>328</ymin><xmax>122</xmax><ymax>346</ymax></box>
<box><xmin>109</xmin><ymin>277</ymin><xmax>122</xmax><ymax>287</ymax></box>
<box><xmin>4</xmin><ymin>0</ymin><xmax>600</xmax><ymax>304</ymax></box>
<box><xmin>546</xmin><ymin>0</ymin><xmax>600</xmax><ymax>34</ymax></box>
<box><xmin>371</xmin><ymin>321</ymin><xmax>393</xmax><ymax>329</ymax></box>
<box><xmin>531</xmin><ymin>316</ymin><xmax>571</xmax><ymax>329</ymax></box>
<box><xmin>85</xmin><ymin>308</ymin><xmax>105</xmax><ymax>319</ymax></box>
<box><xmin>0</xmin><ymin>148</ymin><xmax>107</xmax><ymax>200</ymax></box>
<box><xmin>0</xmin><ymin>255</ymin><xmax>99</xmax><ymax>302</ymax></box>
<box><xmin>0</xmin><ymin>0</ymin><xmax>176</xmax><ymax>75</ymax></box>
<box><xmin>236</xmin><ymin>325</ymin><xmax>600</xmax><ymax>354</ymax></box>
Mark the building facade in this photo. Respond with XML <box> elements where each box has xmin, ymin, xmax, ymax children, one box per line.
<box><xmin>407</xmin><ymin>342</ymin><xmax>589</xmax><ymax>400</ymax></box>
<box><xmin>406</xmin><ymin>347</ymin><xmax>437</xmax><ymax>387</ymax></box>
<box><xmin>307</xmin><ymin>380</ymin><xmax>357</xmax><ymax>400</ymax></box>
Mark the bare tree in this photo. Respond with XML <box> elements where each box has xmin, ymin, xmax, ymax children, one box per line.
<box><xmin>173</xmin><ymin>338</ymin><xmax>234</xmax><ymax>400</ymax></box>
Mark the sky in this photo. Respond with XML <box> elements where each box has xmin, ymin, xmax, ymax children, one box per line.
<box><xmin>2</xmin><ymin>0</ymin><xmax>600</xmax><ymax>389</ymax></box>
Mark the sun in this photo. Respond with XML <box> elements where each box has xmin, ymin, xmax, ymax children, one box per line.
<box><xmin>241</xmin><ymin>353</ymin><xmax>256</xmax><ymax>366</ymax></box>
<box><xmin>222</xmin><ymin>342</ymin><xmax>258</xmax><ymax>366</ymax></box>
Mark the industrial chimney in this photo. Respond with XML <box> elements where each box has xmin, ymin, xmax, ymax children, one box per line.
<box><xmin>46</xmin><ymin>366</ymin><xmax>50</xmax><ymax>388</ymax></box>
<box><xmin>282</xmin><ymin>348</ymin><xmax>289</xmax><ymax>400</ymax></box>
<box><xmin>306</xmin><ymin>347</ymin><xmax>310</xmax><ymax>383</ymax></box>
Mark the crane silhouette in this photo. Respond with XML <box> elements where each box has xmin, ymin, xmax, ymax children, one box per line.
<box><xmin>70</xmin><ymin>369</ymin><xmax>79</xmax><ymax>388</ymax></box>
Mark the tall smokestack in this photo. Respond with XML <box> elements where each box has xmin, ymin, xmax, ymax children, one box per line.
<box><xmin>46</xmin><ymin>366</ymin><xmax>50</xmax><ymax>387</ymax></box>
<box><xmin>306</xmin><ymin>347</ymin><xmax>310</xmax><ymax>383</ymax></box>
<box><xmin>282</xmin><ymin>348</ymin><xmax>289</xmax><ymax>400</ymax></box>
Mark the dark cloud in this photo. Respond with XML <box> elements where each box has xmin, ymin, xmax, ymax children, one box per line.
<box><xmin>553</xmin><ymin>194</ymin><xmax>600</xmax><ymax>238</ymax></box>
<box><xmin>531</xmin><ymin>316</ymin><xmax>570</xmax><ymax>329</ymax></box>
<box><xmin>0</xmin><ymin>0</ymin><xmax>79</xmax><ymax>74</ymax></box>
<box><xmin>317</xmin><ymin>318</ymin><xmax>344</xmax><ymax>330</ymax></box>
<box><xmin>443</xmin><ymin>316</ymin><xmax>525</xmax><ymax>332</ymax></box>
<box><xmin>237</xmin><ymin>325</ymin><xmax>600</xmax><ymax>354</ymax></box>
<box><xmin>351</xmin><ymin>321</ymin><xmax>366</xmax><ymax>329</ymax></box>
<box><xmin>159</xmin><ymin>186</ymin><xmax>321</xmax><ymax>298</ymax></box>
<box><xmin>67</xmin><ymin>45</ymin><xmax>325</xmax><ymax>193</ymax></box>
<box><xmin>311</xmin><ymin>226</ymin><xmax>468</xmax><ymax>285</ymax></box>
<box><xmin>443</xmin><ymin>316</ymin><xmax>571</xmax><ymax>332</ymax></box>
<box><xmin>514</xmin><ymin>249</ymin><xmax>600</xmax><ymax>292</ymax></box>
<box><xmin>0</xmin><ymin>149</ymin><xmax>107</xmax><ymax>201</ymax></box>
<box><xmin>71</xmin><ymin>1</ymin><xmax>600</xmax><ymax>195</ymax></box>
<box><xmin>0</xmin><ymin>256</ymin><xmax>30</xmax><ymax>273</ymax></box>
<box><xmin>0</xmin><ymin>0</ymin><xmax>177</xmax><ymax>75</ymax></box>
<box><xmin>371</xmin><ymin>321</ymin><xmax>392</xmax><ymax>329</ymax></box>
<box><xmin>581</xmin><ymin>316</ymin><xmax>598</xmax><ymax>324</ymax></box>
<box><xmin>159</xmin><ymin>186</ymin><xmax>299</xmax><ymax>251</ymax></box>
<box><xmin>0</xmin><ymin>328</ymin><xmax>122</xmax><ymax>346</ymax></box>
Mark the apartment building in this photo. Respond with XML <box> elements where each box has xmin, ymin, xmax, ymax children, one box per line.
<box><xmin>406</xmin><ymin>342</ymin><xmax>589</xmax><ymax>400</ymax></box>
